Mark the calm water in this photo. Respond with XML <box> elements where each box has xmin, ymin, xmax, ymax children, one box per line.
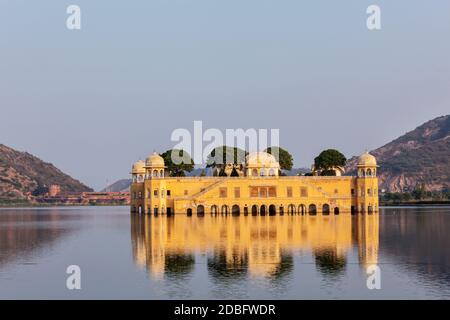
<box><xmin>0</xmin><ymin>206</ymin><xmax>449</xmax><ymax>299</ymax></box>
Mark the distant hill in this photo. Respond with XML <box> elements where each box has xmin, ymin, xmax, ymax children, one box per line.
<box><xmin>101</xmin><ymin>179</ymin><xmax>132</xmax><ymax>192</ymax></box>
<box><xmin>0</xmin><ymin>144</ymin><xmax>92</xmax><ymax>200</ymax></box>
<box><xmin>346</xmin><ymin>115</ymin><xmax>450</xmax><ymax>192</ymax></box>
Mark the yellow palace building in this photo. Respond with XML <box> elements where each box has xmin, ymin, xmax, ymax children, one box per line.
<box><xmin>130</xmin><ymin>151</ymin><xmax>379</xmax><ymax>216</ymax></box>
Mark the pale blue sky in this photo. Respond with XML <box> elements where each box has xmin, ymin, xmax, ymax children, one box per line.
<box><xmin>1</xmin><ymin>1</ymin><xmax>449</xmax><ymax>190</ymax></box>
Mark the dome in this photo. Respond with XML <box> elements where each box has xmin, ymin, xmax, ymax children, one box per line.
<box><xmin>246</xmin><ymin>152</ymin><xmax>280</xmax><ymax>168</ymax></box>
<box><xmin>145</xmin><ymin>152</ymin><xmax>165</xmax><ymax>167</ymax></box>
<box><xmin>132</xmin><ymin>160</ymin><xmax>145</xmax><ymax>174</ymax></box>
<box><xmin>357</xmin><ymin>151</ymin><xmax>377</xmax><ymax>167</ymax></box>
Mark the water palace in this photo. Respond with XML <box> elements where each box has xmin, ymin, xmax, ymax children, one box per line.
<box><xmin>130</xmin><ymin>151</ymin><xmax>379</xmax><ymax>216</ymax></box>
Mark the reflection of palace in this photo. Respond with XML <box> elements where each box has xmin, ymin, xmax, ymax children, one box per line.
<box><xmin>130</xmin><ymin>214</ymin><xmax>379</xmax><ymax>279</ymax></box>
<box><xmin>130</xmin><ymin>151</ymin><xmax>379</xmax><ymax>216</ymax></box>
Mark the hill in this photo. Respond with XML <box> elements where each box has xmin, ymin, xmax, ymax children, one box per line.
<box><xmin>101</xmin><ymin>179</ymin><xmax>132</xmax><ymax>192</ymax></box>
<box><xmin>0</xmin><ymin>144</ymin><xmax>92</xmax><ymax>201</ymax></box>
<box><xmin>346</xmin><ymin>115</ymin><xmax>450</xmax><ymax>192</ymax></box>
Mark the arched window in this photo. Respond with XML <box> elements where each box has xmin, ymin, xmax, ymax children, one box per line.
<box><xmin>260</xmin><ymin>205</ymin><xmax>267</xmax><ymax>215</ymax></box>
<box><xmin>153</xmin><ymin>170</ymin><xmax>158</xmax><ymax>177</ymax></box>
<box><xmin>232</xmin><ymin>205</ymin><xmax>240</xmax><ymax>216</ymax></box>
<box><xmin>269</xmin><ymin>169</ymin><xmax>275</xmax><ymax>176</ymax></box>
<box><xmin>251</xmin><ymin>205</ymin><xmax>258</xmax><ymax>216</ymax></box>
<box><xmin>197</xmin><ymin>205</ymin><xmax>205</xmax><ymax>216</ymax></box>
<box><xmin>269</xmin><ymin>204</ymin><xmax>276</xmax><ymax>216</ymax></box>
<box><xmin>252</xmin><ymin>169</ymin><xmax>258</xmax><ymax>177</ymax></box>
<box><xmin>334</xmin><ymin>207</ymin><xmax>340</xmax><ymax>215</ymax></box>
<box><xmin>367</xmin><ymin>169</ymin><xmax>372</xmax><ymax>176</ymax></box>
<box><xmin>211</xmin><ymin>205</ymin><xmax>218</xmax><ymax>215</ymax></box>
<box><xmin>368</xmin><ymin>205</ymin><xmax>373</xmax><ymax>214</ymax></box>
<box><xmin>299</xmin><ymin>204</ymin><xmax>306</xmax><ymax>215</ymax></box>
<box><xmin>288</xmin><ymin>204</ymin><xmax>296</xmax><ymax>215</ymax></box>
<box><xmin>221</xmin><ymin>205</ymin><xmax>229</xmax><ymax>215</ymax></box>
<box><xmin>322</xmin><ymin>204</ymin><xmax>330</xmax><ymax>215</ymax></box>
<box><xmin>308</xmin><ymin>204</ymin><xmax>317</xmax><ymax>215</ymax></box>
<box><xmin>160</xmin><ymin>170</ymin><xmax>164</xmax><ymax>177</ymax></box>
<box><xmin>187</xmin><ymin>208</ymin><xmax>193</xmax><ymax>216</ymax></box>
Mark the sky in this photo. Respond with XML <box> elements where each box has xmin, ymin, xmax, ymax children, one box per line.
<box><xmin>1</xmin><ymin>0</ymin><xmax>449</xmax><ymax>190</ymax></box>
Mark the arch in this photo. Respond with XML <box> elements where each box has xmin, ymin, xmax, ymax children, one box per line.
<box><xmin>322</xmin><ymin>204</ymin><xmax>330</xmax><ymax>215</ymax></box>
<box><xmin>221</xmin><ymin>205</ymin><xmax>229</xmax><ymax>215</ymax></box>
<box><xmin>211</xmin><ymin>205</ymin><xmax>218</xmax><ymax>215</ymax></box>
<box><xmin>308</xmin><ymin>204</ymin><xmax>317</xmax><ymax>215</ymax></box>
<box><xmin>260</xmin><ymin>169</ymin><xmax>266</xmax><ymax>177</ymax></box>
<box><xmin>298</xmin><ymin>204</ymin><xmax>306</xmax><ymax>216</ymax></box>
<box><xmin>269</xmin><ymin>204</ymin><xmax>276</xmax><ymax>216</ymax></box>
<box><xmin>368</xmin><ymin>205</ymin><xmax>373</xmax><ymax>214</ymax></box>
<box><xmin>288</xmin><ymin>204</ymin><xmax>296</xmax><ymax>215</ymax></box>
<box><xmin>260</xmin><ymin>205</ymin><xmax>267</xmax><ymax>216</ymax></box>
<box><xmin>244</xmin><ymin>206</ymin><xmax>249</xmax><ymax>216</ymax></box>
<box><xmin>366</xmin><ymin>169</ymin><xmax>372</xmax><ymax>176</ymax></box>
<box><xmin>187</xmin><ymin>208</ymin><xmax>193</xmax><ymax>216</ymax></box>
<box><xmin>160</xmin><ymin>169</ymin><xmax>164</xmax><ymax>177</ymax></box>
<box><xmin>334</xmin><ymin>207</ymin><xmax>340</xmax><ymax>215</ymax></box>
<box><xmin>232</xmin><ymin>205</ymin><xmax>240</xmax><ymax>216</ymax></box>
<box><xmin>197</xmin><ymin>205</ymin><xmax>205</xmax><ymax>217</ymax></box>
<box><xmin>279</xmin><ymin>206</ymin><xmax>284</xmax><ymax>215</ymax></box>
<box><xmin>251</xmin><ymin>205</ymin><xmax>258</xmax><ymax>216</ymax></box>
<box><xmin>252</xmin><ymin>169</ymin><xmax>258</xmax><ymax>177</ymax></box>
<box><xmin>268</xmin><ymin>169</ymin><xmax>276</xmax><ymax>176</ymax></box>
<box><xmin>153</xmin><ymin>169</ymin><xmax>158</xmax><ymax>177</ymax></box>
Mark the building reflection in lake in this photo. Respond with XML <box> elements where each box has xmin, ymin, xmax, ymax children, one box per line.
<box><xmin>130</xmin><ymin>214</ymin><xmax>379</xmax><ymax>280</ymax></box>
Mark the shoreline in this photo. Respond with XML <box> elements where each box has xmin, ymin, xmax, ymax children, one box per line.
<box><xmin>0</xmin><ymin>202</ymin><xmax>128</xmax><ymax>208</ymax></box>
<box><xmin>1</xmin><ymin>202</ymin><xmax>450</xmax><ymax>210</ymax></box>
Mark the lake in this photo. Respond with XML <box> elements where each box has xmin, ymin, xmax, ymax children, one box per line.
<box><xmin>0</xmin><ymin>206</ymin><xmax>449</xmax><ymax>299</ymax></box>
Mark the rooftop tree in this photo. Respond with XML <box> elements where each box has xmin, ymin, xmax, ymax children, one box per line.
<box><xmin>160</xmin><ymin>149</ymin><xmax>194</xmax><ymax>177</ymax></box>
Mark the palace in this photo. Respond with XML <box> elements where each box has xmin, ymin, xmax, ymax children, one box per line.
<box><xmin>130</xmin><ymin>151</ymin><xmax>379</xmax><ymax>216</ymax></box>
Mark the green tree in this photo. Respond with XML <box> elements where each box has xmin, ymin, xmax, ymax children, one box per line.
<box><xmin>412</xmin><ymin>184</ymin><xmax>427</xmax><ymax>200</ymax></box>
<box><xmin>314</xmin><ymin>149</ymin><xmax>347</xmax><ymax>175</ymax></box>
<box><xmin>206</xmin><ymin>146</ymin><xmax>247</xmax><ymax>168</ymax></box>
<box><xmin>32</xmin><ymin>185</ymin><xmax>49</xmax><ymax>197</ymax></box>
<box><xmin>160</xmin><ymin>149</ymin><xmax>194</xmax><ymax>177</ymax></box>
<box><xmin>265</xmin><ymin>147</ymin><xmax>294</xmax><ymax>171</ymax></box>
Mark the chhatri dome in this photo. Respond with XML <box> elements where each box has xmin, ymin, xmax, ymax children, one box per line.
<box><xmin>357</xmin><ymin>151</ymin><xmax>377</xmax><ymax>167</ymax></box>
<box><xmin>245</xmin><ymin>151</ymin><xmax>280</xmax><ymax>177</ymax></box>
<box><xmin>246</xmin><ymin>152</ymin><xmax>280</xmax><ymax>168</ymax></box>
<box><xmin>131</xmin><ymin>160</ymin><xmax>146</xmax><ymax>174</ymax></box>
<box><xmin>145</xmin><ymin>152</ymin><xmax>165</xmax><ymax>167</ymax></box>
